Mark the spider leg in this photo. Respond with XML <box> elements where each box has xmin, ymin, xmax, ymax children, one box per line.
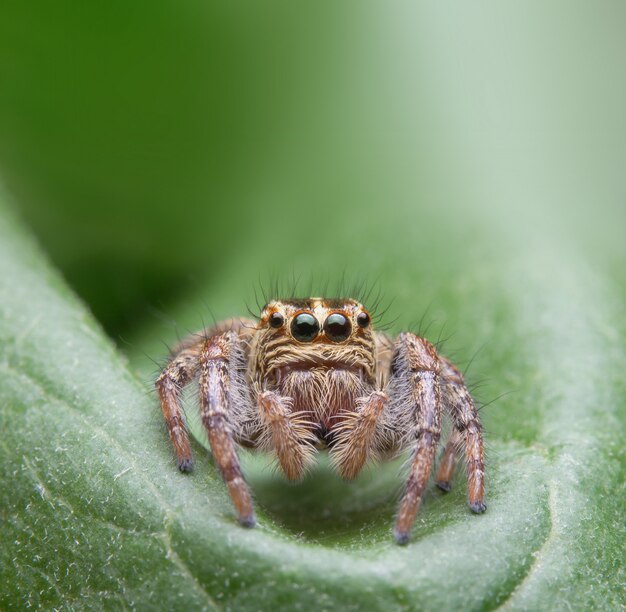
<box><xmin>258</xmin><ymin>390</ymin><xmax>316</xmax><ymax>480</ymax></box>
<box><xmin>156</xmin><ymin>344</ymin><xmax>203</xmax><ymax>472</ymax></box>
<box><xmin>199</xmin><ymin>331</ymin><xmax>255</xmax><ymax>527</ymax></box>
<box><xmin>156</xmin><ymin>317</ymin><xmax>257</xmax><ymax>473</ymax></box>
<box><xmin>391</xmin><ymin>333</ymin><xmax>443</xmax><ymax>545</ymax></box>
<box><xmin>331</xmin><ymin>391</ymin><xmax>387</xmax><ymax>480</ymax></box>
<box><xmin>435</xmin><ymin>429</ymin><xmax>462</xmax><ymax>491</ymax></box>
<box><xmin>441</xmin><ymin>358</ymin><xmax>486</xmax><ymax>514</ymax></box>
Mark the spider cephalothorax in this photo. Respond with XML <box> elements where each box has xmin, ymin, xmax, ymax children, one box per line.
<box><xmin>156</xmin><ymin>297</ymin><xmax>486</xmax><ymax>544</ymax></box>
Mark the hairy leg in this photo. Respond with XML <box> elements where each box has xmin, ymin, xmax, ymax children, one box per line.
<box><xmin>331</xmin><ymin>391</ymin><xmax>387</xmax><ymax>480</ymax></box>
<box><xmin>156</xmin><ymin>317</ymin><xmax>257</xmax><ymax>472</ymax></box>
<box><xmin>200</xmin><ymin>331</ymin><xmax>255</xmax><ymax>527</ymax></box>
<box><xmin>258</xmin><ymin>390</ymin><xmax>316</xmax><ymax>480</ymax></box>
<box><xmin>441</xmin><ymin>358</ymin><xmax>486</xmax><ymax>513</ymax></box>
<box><xmin>435</xmin><ymin>429</ymin><xmax>462</xmax><ymax>492</ymax></box>
<box><xmin>391</xmin><ymin>333</ymin><xmax>442</xmax><ymax>544</ymax></box>
<box><xmin>155</xmin><ymin>344</ymin><xmax>203</xmax><ymax>472</ymax></box>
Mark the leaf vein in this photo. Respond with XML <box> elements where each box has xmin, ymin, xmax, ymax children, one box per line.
<box><xmin>495</xmin><ymin>479</ymin><xmax>556</xmax><ymax>610</ymax></box>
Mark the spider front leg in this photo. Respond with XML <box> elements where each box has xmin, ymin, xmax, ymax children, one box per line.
<box><xmin>391</xmin><ymin>333</ymin><xmax>443</xmax><ymax>544</ymax></box>
<box><xmin>199</xmin><ymin>331</ymin><xmax>255</xmax><ymax>527</ymax></box>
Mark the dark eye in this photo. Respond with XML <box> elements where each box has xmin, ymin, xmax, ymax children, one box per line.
<box><xmin>356</xmin><ymin>312</ymin><xmax>370</xmax><ymax>328</ymax></box>
<box><xmin>324</xmin><ymin>313</ymin><xmax>352</xmax><ymax>342</ymax></box>
<box><xmin>269</xmin><ymin>312</ymin><xmax>284</xmax><ymax>328</ymax></box>
<box><xmin>291</xmin><ymin>313</ymin><xmax>320</xmax><ymax>342</ymax></box>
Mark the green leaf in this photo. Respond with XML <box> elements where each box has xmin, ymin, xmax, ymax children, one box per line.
<box><xmin>1</xmin><ymin>180</ymin><xmax>624</xmax><ymax>610</ymax></box>
<box><xmin>1</xmin><ymin>2</ymin><xmax>625</xmax><ymax>609</ymax></box>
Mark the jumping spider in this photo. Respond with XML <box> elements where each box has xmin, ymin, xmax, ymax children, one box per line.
<box><xmin>156</xmin><ymin>298</ymin><xmax>486</xmax><ymax>544</ymax></box>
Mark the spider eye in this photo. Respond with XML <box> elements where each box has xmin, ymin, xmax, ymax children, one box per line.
<box><xmin>268</xmin><ymin>312</ymin><xmax>284</xmax><ymax>328</ymax></box>
<box><xmin>324</xmin><ymin>313</ymin><xmax>352</xmax><ymax>342</ymax></box>
<box><xmin>356</xmin><ymin>312</ymin><xmax>370</xmax><ymax>328</ymax></box>
<box><xmin>291</xmin><ymin>313</ymin><xmax>320</xmax><ymax>342</ymax></box>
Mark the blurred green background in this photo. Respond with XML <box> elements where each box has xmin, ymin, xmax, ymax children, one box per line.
<box><xmin>1</xmin><ymin>3</ymin><xmax>625</xmax><ymax>609</ymax></box>
<box><xmin>1</xmin><ymin>2</ymin><xmax>624</xmax><ymax>340</ymax></box>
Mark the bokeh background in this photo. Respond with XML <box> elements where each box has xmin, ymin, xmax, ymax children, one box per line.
<box><xmin>1</xmin><ymin>2</ymin><xmax>624</xmax><ymax>341</ymax></box>
<box><xmin>1</xmin><ymin>3</ymin><xmax>625</xmax><ymax>609</ymax></box>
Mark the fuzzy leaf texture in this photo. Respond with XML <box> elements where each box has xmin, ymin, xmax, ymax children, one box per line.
<box><xmin>0</xmin><ymin>2</ymin><xmax>625</xmax><ymax>611</ymax></box>
<box><xmin>0</xmin><ymin>180</ymin><xmax>624</xmax><ymax>610</ymax></box>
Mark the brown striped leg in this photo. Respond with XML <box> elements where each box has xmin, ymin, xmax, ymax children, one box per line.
<box><xmin>156</xmin><ymin>344</ymin><xmax>203</xmax><ymax>472</ymax></box>
<box><xmin>258</xmin><ymin>390</ymin><xmax>316</xmax><ymax>480</ymax></box>
<box><xmin>442</xmin><ymin>359</ymin><xmax>486</xmax><ymax>514</ymax></box>
<box><xmin>200</xmin><ymin>332</ymin><xmax>255</xmax><ymax>527</ymax></box>
<box><xmin>331</xmin><ymin>391</ymin><xmax>387</xmax><ymax>480</ymax></box>
<box><xmin>393</xmin><ymin>334</ymin><xmax>442</xmax><ymax>545</ymax></box>
<box><xmin>435</xmin><ymin>429</ymin><xmax>461</xmax><ymax>492</ymax></box>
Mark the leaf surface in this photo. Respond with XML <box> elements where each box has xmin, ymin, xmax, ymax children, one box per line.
<box><xmin>1</xmin><ymin>187</ymin><xmax>623</xmax><ymax>611</ymax></box>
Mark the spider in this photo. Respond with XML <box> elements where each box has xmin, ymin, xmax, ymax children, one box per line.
<box><xmin>156</xmin><ymin>298</ymin><xmax>486</xmax><ymax>544</ymax></box>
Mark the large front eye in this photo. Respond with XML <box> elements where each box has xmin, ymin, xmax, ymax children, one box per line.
<box><xmin>324</xmin><ymin>313</ymin><xmax>352</xmax><ymax>342</ymax></box>
<box><xmin>291</xmin><ymin>313</ymin><xmax>320</xmax><ymax>342</ymax></box>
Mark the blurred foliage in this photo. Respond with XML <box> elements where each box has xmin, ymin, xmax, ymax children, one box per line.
<box><xmin>0</xmin><ymin>1</ymin><xmax>625</xmax><ymax>610</ymax></box>
<box><xmin>1</xmin><ymin>2</ymin><xmax>623</xmax><ymax>336</ymax></box>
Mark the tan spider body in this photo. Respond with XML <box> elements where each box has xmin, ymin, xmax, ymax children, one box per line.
<box><xmin>156</xmin><ymin>298</ymin><xmax>485</xmax><ymax>544</ymax></box>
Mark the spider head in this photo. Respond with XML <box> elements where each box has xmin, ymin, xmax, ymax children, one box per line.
<box><xmin>253</xmin><ymin>298</ymin><xmax>376</xmax><ymax>382</ymax></box>
<box><xmin>260</xmin><ymin>298</ymin><xmax>372</xmax><ymax>344</ymax></box>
